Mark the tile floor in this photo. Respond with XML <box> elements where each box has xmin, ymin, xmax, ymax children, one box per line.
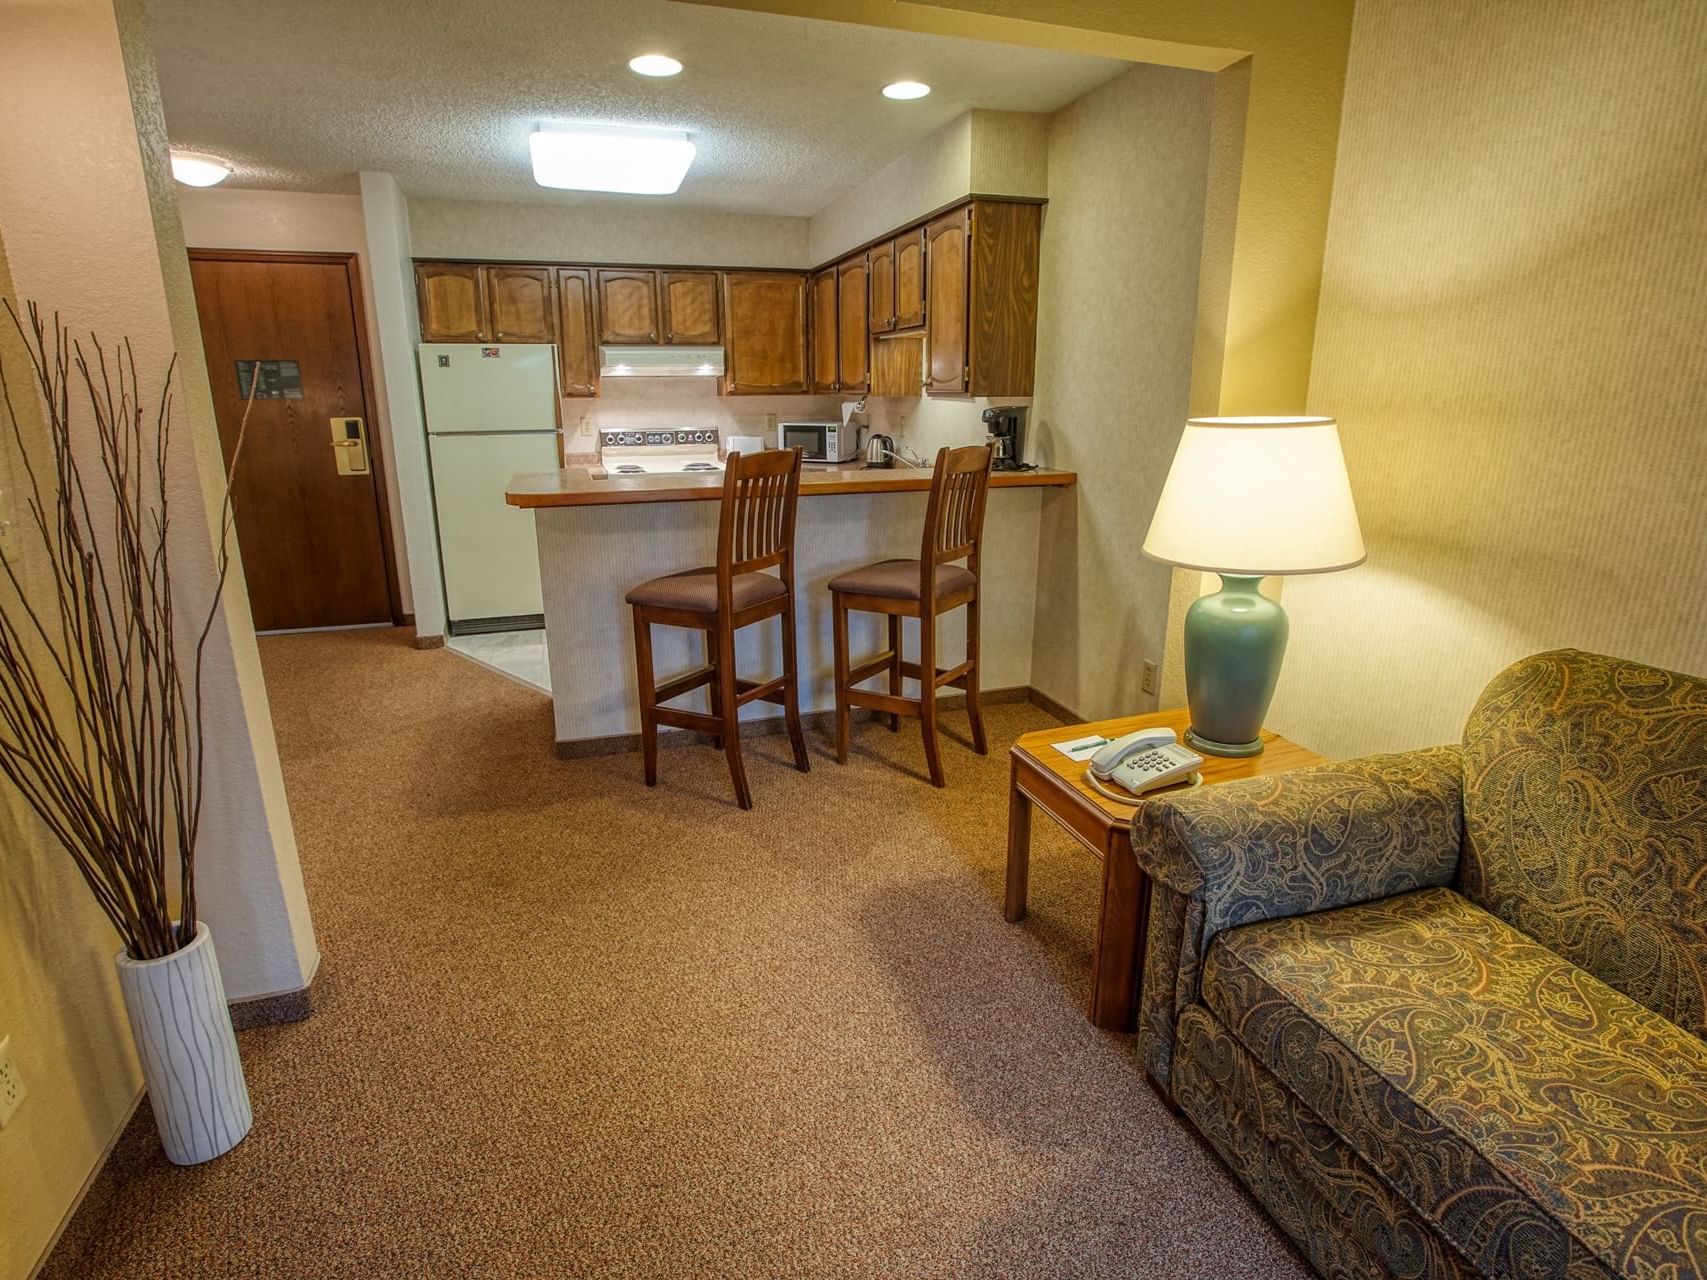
<box><xmin>446</xmin><ymin>628</ymin><xmax>550</xmax><ymax>693</ymax></box>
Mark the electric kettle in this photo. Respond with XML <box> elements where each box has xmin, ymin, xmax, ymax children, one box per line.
<box><xmin>865</xmin><ymin>433</ymin><xmax>894</xmax><ymax>468</ymax></box>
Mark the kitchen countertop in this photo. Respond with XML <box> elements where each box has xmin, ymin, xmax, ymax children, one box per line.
<box><xmin>506</xmin><ymin>462</ymin><xmax>1078</xmax><ymax>508</ymax></box>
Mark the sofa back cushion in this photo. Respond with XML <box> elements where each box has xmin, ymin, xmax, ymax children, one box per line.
<box><xmin>1460</xmin><ymin>649</ymin><xmax>1707</xmax><ymax>1035</ymax></box>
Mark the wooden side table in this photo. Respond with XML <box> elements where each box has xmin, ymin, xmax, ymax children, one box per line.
<box><xmin>1006</xmin><ymin>707</ymin><xmax>1322</xmax><ymax>1032</ymax></box>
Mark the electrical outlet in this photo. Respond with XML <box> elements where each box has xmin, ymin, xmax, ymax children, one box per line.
<box><xmin>0</xmin><ymin>486</ymin><xmax>18</xmax><ymax>564</ymax></box>
<box><xmin>1141</xmin><ymin>660</ymin><xmax>1159</xmax><ymax>696</ymax></box>
<box><xmin>0</xmin><ymin>1037</ymin><xmax>25</xmax><ymax>1128</ymax></box>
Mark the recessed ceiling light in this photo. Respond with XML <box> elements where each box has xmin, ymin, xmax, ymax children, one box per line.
<box><xmin>529</xmin><ymin>124</ymin><xmax>696</xmax><ymax>195</ymax></box>
<box><xmin>881</xmin><ymin>81</ymin><xmax>931</xmax><ymax>101</ymax></box>
<box><xmin>628</xmin><ymin>54</ymin><xmax>683</xmax><ymax>78</ymax></box>
<box><xmin>169</xmin><ymin>150</ymin><xmax>232</xmax><ymax>187</ymax></box>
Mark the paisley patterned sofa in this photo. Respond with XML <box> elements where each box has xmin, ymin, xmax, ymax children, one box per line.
<box><xmin>1131</xmin><ymin>650</ymin><xmax>1707</xmax><ymax>1279</ymax></box>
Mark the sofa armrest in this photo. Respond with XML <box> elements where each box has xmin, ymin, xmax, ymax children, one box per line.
<box><xmin>1133</xmin><ymin>746</ymin><xmax>1463</xmax><ymax>1095</ymax></box>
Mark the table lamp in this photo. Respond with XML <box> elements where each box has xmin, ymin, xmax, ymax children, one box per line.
<box><xmin>1142</xmin><ymin>416</ymin><xmax>1364</xmax><ymax>757</ymax></box>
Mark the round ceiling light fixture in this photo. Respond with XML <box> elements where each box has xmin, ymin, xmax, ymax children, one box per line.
<box><xmin>881</xmin><ymin>80</ymin><xmax>931</xmax><ymax>100</ymax></box>
<box><xmin>169</xmin><ymin>150</ymin><xmax>233</xmax><ymax>187</ymax></box>
<box><xmin>628</xmin><ymin>54</ymin><xmax>683</xmax><ymax>77</ymax></box>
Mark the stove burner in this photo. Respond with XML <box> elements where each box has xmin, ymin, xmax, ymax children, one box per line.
<box><xmin>614</xmin><ymin>464</ymin><xmax>645</xmax><ymax>474</ymax></box>
<box><xmin>682</xmin><ymin>462</ymin><xmax>719</xmax><ymax>471</ymax></box>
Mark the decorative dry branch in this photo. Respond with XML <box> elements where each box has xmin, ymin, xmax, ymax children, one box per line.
<box><xmin>0</xmin><ymin>300</ymin><xmax>253</xmax><ymax>960</ymax></box>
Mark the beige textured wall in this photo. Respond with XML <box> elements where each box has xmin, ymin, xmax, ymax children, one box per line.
<box><xmin>408</xmin><ymin>198</ymin><xmax>812</xmax><ymax>267</ymax></box>
<box><xmin>0</xmin><ymin>223</ymin><xmax>144</xmax><ymax>1280</ymax></box>
<box><xmin>967</xmin><ymin>108</ymin><xmax>1049</xmax><ymax>196</ymax></box>
<box><xmin>807</xmin><ymin>113</ymin><xmax>973</xmax><ymax>265</ymax></box>
<box><xmin>806</xmin><ymin>109</ymin><xmax>1050</xmax><ymax>265</ymax></box>
<box><xmin>1</xmin><ymin>3</ymin><xmax>317</xmax><ymax>1272</ymax></box>
<box><xmin>176</xmin><ymin>187</ymin><xmax>413</xmax><ymax>611</ymax></box>
<box><xmin>1271</xmin><ymin>0</ymin><xmax>1707</xmax><ymax>758</ymax></box>
<box><xmin>1027</xmin><ymin>62</ymin><xmax>1214</xmax><ymax>721</ymax></box>
<box><xmin>116</xmin><ymin>0</ymin><xmax>318</xmax><ymax>1003</ymax></box>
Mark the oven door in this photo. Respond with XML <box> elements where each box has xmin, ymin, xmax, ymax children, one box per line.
<box><xmin>779</xmin><ymin>421</ymin><xmax>830</xmax><ymax>461</ymax></box>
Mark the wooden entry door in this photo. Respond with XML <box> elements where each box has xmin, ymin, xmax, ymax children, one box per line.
<box><xmin>189</xmin><ymin>251</ymin><xmax>399</xmax><ymax>631</ymax></box>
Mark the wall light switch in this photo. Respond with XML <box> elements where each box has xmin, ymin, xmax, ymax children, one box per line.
<box><xmin>1141</xmin><ymin>660</ymin><xmax>1159</xmax><ymax>696</ymax></box>
<box><xmin>0</xmin><ymin>1036</ymin><xmax>25</xmax><ymax>1129</ymax></box>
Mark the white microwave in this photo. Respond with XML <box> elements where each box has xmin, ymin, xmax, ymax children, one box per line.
<box><xmin>779</xmin><ymin>420</ymin><xmax>859</xmax><ymax>463</ymax></box>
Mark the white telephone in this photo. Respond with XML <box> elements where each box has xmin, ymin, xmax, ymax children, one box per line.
<box><xmin>1087</xmin><ymin>727</ymin><xmax>1204</xmax><ymax>802</ymax></box>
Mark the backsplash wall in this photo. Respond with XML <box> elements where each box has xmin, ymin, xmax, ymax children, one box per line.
<box><xmin>562</xmin><ymin>377</ymin><xmax>840</xmax><ymax>457</ymax></box>
<box><xmin>862</xmin><ymin>395</ymin><xmax>1028</xmax><ymax>468</ymax></box>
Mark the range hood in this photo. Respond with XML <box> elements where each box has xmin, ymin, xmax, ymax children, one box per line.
<box><xmin>599</xmin><ymin>345</ymin><xmax>725</xmax><ymax>378</ymax></box>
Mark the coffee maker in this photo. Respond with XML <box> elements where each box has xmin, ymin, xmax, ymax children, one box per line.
<box><xmin>981</xmin><ymin>405</ymin><xmax>1032</xmax><ymax>472</ymax></box>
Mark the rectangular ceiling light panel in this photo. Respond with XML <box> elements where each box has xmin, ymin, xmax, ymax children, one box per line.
<box><xmin>529</xmin><ymin>124</ymin><xmax>695</xmax><ymax>195</ymax></box>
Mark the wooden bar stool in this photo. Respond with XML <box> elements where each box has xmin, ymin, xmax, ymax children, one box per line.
<box><xmin>829</xmin><ymin>444</ymin><xmax>995</xmax><ymax>787</ymax></box>
<box><xmin>625</xmin><ymin>448</ymin><xmax>809</xmax><ymax>810</ymax></box>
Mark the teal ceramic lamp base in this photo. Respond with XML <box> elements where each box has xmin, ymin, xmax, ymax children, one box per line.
<box><xmin>1183</xmin><ymin>575</ymin><xmax>1289</xmax><ymax>758</ymax></box>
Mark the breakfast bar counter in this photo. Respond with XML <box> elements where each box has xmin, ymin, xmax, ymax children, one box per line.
<box><xmin>506</xmin><ymin>463</ymin><xmax>1077</xmax><ymax>508</ymax></box>
<box><xmin>510</xmin><ymin>463</ymin><xmax>1077</xmax><ymax>752</ymax></box>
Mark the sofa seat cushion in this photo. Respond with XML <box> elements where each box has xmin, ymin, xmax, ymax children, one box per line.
<box><xmin>1202</xmin><ymin>887</ymin><xmax>1707</xmax><ymax>1280</ymax></box>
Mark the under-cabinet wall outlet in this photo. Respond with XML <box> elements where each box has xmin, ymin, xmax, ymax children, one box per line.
<box><xmin>571</xmin><ymin>415</ymin><xmax>594</xmax><ymax>443</ymax></box>
<box><xmin>0</xmin><ymin>1036</ymin><xmax>25</xmax><ymax>1128</ymax></box>
<box><xmin>1141</xmin><ymin>659</ymin><xmax>1159</xmax><ymax>696</ymax></box>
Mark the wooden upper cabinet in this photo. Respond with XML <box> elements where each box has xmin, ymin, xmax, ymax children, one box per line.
<box><xmin>660</xmin><ymin>271</ymin><xmax>720</xmax><ymax>344</ymax></box>
<box><xmin>868</xmin><ymin>238</ymin><xmax>896</xmax><ymax>334</ymax></box>
<box><xmin>486</xmin><ymin>265</ymin><xmax>556</xmax><ymax>343</ymax></box>
<box><xmin>596</xmin><ymin>269</ymin><xmax>660</xmax><ymax>344</ymax></box>
<box><xmin>722</xmin><ymin>272</ymin><xmax>808</xmax><ymax>395</ymax></box>
<box><xmin>417</xmin><ymin>263</ymin><xmax>488</xmax><ymax>343</ymax></box>
<box><xmin>964</xmin><ymin>200</ymin><xmax>1042</xmax><ymax>398</ymax></box>
<box><xmin>894</xmin><ymin>228</ymin><xmax>926</xmax><ymax>330</ymax></box>
<box><xmin>412</xmin><ymin>198</ymin><xmax>1040</xmax><ymax>398</ymax></box>
<box><xmin>836</xmin><ymin>256</ymin><xmax>869</xmax><ymax>394</ymax></box>
<box><xmin>924</xmin><ymin>209</ymin><xmax>970</xmax><ymax>395</ymax></box>
<box><xmin>556</xmin><ymin>268</ymin><xmax>598</xmax><ymax>397</ymax></box>
<box><xmin>809</xmin><ymin>268</ymin><xmax>839</xmax><ymax>393</ymax></box>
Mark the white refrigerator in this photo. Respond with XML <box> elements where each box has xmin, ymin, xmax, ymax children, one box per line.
<box><xmin>418</xmin><ymin>343</ymin><xmax>560</xmax><ymax>630</ymax></box>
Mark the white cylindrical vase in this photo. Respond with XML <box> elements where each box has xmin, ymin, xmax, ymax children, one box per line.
<box><xmin>114</xmin><ymin>922</ymin><xmax>253</xmax><ymax>1165</ymax></box>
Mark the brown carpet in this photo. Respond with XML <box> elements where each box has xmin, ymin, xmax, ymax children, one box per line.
<box><xmin>43</xmin><ymin>628</ymin><xmax>1309</xmax><ymax>1279</ymax></box>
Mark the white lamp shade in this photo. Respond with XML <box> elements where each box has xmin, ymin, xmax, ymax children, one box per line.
<box><xmin>1142</xmin><ymin>416</ymin><xmax>1365</xmax><ymax>576</ymax></box>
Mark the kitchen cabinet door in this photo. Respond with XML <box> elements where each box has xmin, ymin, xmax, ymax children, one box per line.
<box><xmin>722</xmin><ymin>272</ymin><xmax>808</xmax><ymax>395</ymax></box>
<box><xmin>661</xmin><ymin>271</ymin><xmax>721</xmax><ymax>344</ymax></box>
<box><xmin>596</xmin><ymin>269</ymin><xmax>660</xmax><ymax>344</ymax></box>
<box><xmin>868</xmin><ymin>238</ymin><xmax>895</xmax><ymax>334</ymax></box>
<box><xmin>417</xmin><ymin>263</ymin><xmax>488</xmax><ymax>343</ymax></box>
<box><xmin>809</xmin><ymin>268</ymin><xmax>839</xmax><ymax>393</ymax></box>
<box><xmin>894</xmin><ymin>227</ymin><xmax>926</xmax><ymax>330</ymax></box>
<box><xmin>836</xmin><ymin>255</ymin><xmax>869</xmax><ymax>395</ymax></box>
<box><xmin>556</xmin><ymin>268</ymin><xmax>598</xmax><ymax>397</ymax></box>
<box><xmin>965</xmin><ymin>200</ymin><xmax>1042</xmax><ymax>398</ymax></box>
<box><xmin>486</xmin><ymin>265</ymin><xmax>557</xmax><ymax>343</ymax></box>
<box><xmin>924</xmin><ymin>209</ymin><xmax>970</xmax><ymax>395</ymax></box>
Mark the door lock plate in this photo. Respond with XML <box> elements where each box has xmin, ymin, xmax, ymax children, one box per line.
<box><xmin>329</xmin><ymin>418</ymin><xmax>370</xmax><ymax>475</ymax></box>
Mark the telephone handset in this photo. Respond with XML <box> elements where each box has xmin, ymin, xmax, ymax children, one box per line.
<box><xmin>1087</xmin><ymin>727</ymin><xmax>1204</xmax><ymax>802</ymax></box>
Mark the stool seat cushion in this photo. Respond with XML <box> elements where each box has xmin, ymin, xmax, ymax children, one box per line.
<box><xmin>828</xmin><ymin>558</ymin><xmax>975</xmax><ymax>602</ymax></box>
<box><xmin>625</xmin><ymin>568</ymin><xmax>787</xmax><ymax>614</ymax></box>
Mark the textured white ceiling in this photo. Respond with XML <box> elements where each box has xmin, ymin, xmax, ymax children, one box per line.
<box><xmin>146</xmin><ymin>0</ymin><xmax>1129</xmax><ymax>215</ymax></box>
